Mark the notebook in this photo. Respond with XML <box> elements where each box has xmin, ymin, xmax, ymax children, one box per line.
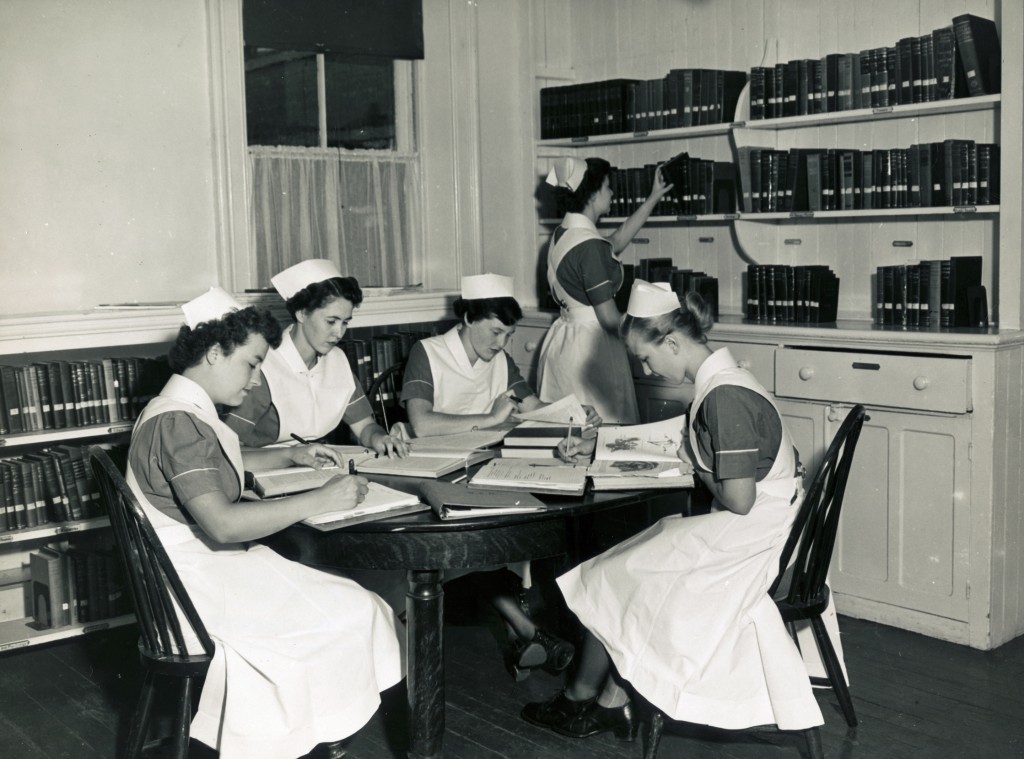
<box><xmin>419</xmin><ymin>480</ymin><xmax>546</xmax><ymax>520</ymax></box>
<box><xmin>468</xmin><ymin>458</ymin><xmax>587</xmax><ymax>496</ymax></box>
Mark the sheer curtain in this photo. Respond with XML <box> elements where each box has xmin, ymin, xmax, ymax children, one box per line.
<box><xmin>248</xmin><ymin>149</ymin><xmax>419</xmax><ymax>287</ymax></box>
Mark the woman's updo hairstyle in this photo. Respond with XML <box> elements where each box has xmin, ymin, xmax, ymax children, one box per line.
<box><xmin>285</xmin><ymin>276</ymin><xmax>363</xmax><ymax>319</ymax></box>
<box><xmin>554</xmin><ymin>157</ymin><xmax>613</xmax><ymax>214</ymax></box>
<box><xmin>453</xmin><ymin>296</ymin><xmax>523</xmax><ymax>327</ymax></box>
<box><xmin>168</xmin><ymin>306</ymin><xmax>282</xmax><ymax>373</ymax></box>
<box><xmin>620</xmin><ymin>291</ymin><xmax>715</xmax><ymax>348</ymax></box>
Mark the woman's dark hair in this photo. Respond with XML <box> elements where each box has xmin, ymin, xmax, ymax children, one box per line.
<box><xmin>285</xmin><ymin>276</ymin><xmax>363</xmax><ymax>319</ymax></box>
<box><xmin>552</xmin><ymin>157</ymin><xmax>613</xmax><ymax>214</ymax></box>
<box><xmin>453</xmin><ymin>296</ymin><xmax>523</xmax><ymax>327</ymax></box>
<box><xmin>619</xmin><ymin>291</ymin><xmax>714</xmax><ymax>348</ymax></box>
<box><xmin>168</xmin><ymin>306</ymin><xmax>283</xmax><ymax>373</ymax></box>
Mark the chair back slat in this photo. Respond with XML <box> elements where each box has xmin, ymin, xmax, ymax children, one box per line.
<box><xmin>89</xmin><ymin>446</ymin><xmax>215</xmax><ymax>659</ymax></box>
<box><xmin>366</xmin><ymin>360</ymin><xmax>406</xmax><ymax>431</ymax></box>
<box><xmin>770</xmin><ymin>405</ymin><xmax>867</xmax><ymax>605</ymax></box>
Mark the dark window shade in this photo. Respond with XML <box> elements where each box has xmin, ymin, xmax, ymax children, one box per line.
<box><xmin>243</xmin><ymin>0</ymin><xmax>424</xmax><ymax>59</ymax></box>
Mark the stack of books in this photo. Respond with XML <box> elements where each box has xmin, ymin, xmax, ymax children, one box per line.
<box><xmin>748</xmin><ymin>14</ymin><xmax>1001</xmax><ymax>120</ymax></box>
<box><xmin>745</xmin><ymin>264</ymin><xmax>840</xmax><ymax>324</ymax></box>
<box><xmin>30</xmin><ymin>545</ymin><xmax>129</xmax><ymax>628</ymax></box>
<box><xmin>0</xmin><ymin>445</ymin><xmax>103</xmax><ymax>532</ymax></box>
<box><xmin>875</xmin><ymin>255</ymin><xmax>984</xmax><ymax>329</ymax></box>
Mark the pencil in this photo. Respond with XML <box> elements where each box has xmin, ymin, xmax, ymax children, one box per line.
<box><xmin>290</xmin><ymin>432</ymin><xmax>312</xmax><ymax>445</ymax></box>
<box><xmin>566</xmin><ymin>416</ymin><xmax>573</xmax><ymax>445</ymax></box>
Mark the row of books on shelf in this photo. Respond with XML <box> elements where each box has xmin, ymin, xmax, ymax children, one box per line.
<box><xmin>875</xmin><ymin>256</ymin><xmax>984</xmax><ymax>329</ymax></box>
<box><xmin>1</xmin><ymin>445</ymin><xmax>103</xmax><ymax>533</ymax></box>
<box><xmin>749</xmin><ymin>13</ymin><xmax>1000</xmax><ymax>120</ymax></box>
<box><xmin>338</xmin><ymin>330</ymin><xmax>432</xmax><ymax>399</ymax></box>
<box><xmin>581</xmin><ymin>157</ymin><xmax>737</xmax><ymax>218</ymax></box>
<box><xmin>737</xmin><ymin>140</ymin><xmax>999</xmax><ymax>214</ymax></box>
<box><xmin>745</xmin><ymin>265</ymin><xmax>840</xmax><ymax>325</ymax></box>
<box><xmin>30</xmin><ymin>545</ymin><xmax>129</xmax><ymax>629</ymax></box>
<box><xmin>0</xmin><ymin>357</ymin><xmax>171</xmax><ymax>437</ymax></box>
<box><xmin>539</xmin><ymin>68</ymin><xmax>746</xmax><ymax>139</ymax></box>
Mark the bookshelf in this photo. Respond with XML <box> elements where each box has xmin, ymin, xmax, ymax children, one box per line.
<box><xmin>530</xmin><ymin>0</ymin><xmax>1024</xmax><ymax>650</ymax></box>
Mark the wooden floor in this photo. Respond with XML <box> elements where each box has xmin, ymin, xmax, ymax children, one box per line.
<box><xmin>3</xmin><ymin>587</ymin><xmax>1024</xmax><ymax>759</ymax></box>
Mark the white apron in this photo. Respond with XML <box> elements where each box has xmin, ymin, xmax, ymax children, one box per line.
<box><xmin>420</xmin><ymin>327</ymin><xmax>508</xmax><ymax>415</ymax></box>
<box><xmin>558</xmin><ymin>350</ymin><xmax>825</xmax><ymax>730</ymax></box>
<box><xmin>262</xmin><ymin>326</ymin><xmax>357</xmax><ymax>443</ymax></box>
<box><xmin>538</xmin><ymin>213</ymin><xmax>639</xmax><ymax>424</ymax></box>
<box><xmin>127</xmin><ymin>378</ymin><xmax>403</xmax><ymax>759</ymax></box>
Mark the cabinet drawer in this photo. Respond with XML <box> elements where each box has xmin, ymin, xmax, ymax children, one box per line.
<box><xmin>709</xmin><ymin>340</ymin><xmax>776</xmax><ymax>392</ymax></box>
<box><xmin>775</xmin><ymin>349</ymin><xmax>971</xmax><ymax>413</ymax></box>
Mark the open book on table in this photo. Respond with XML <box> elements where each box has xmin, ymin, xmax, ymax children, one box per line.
<box><xmin>419</xmin><ymin>480</ymin><xmax>546</xmax><ymax>521</ymax></box>
<box><xmin>589</xmin><ymin>414</ymin><xmax>694</xmax><ymax>491</ymax></box>
<box><xmin>243</xmin><ymin>467</ymin><xmax>428</xmax><ymax>530</ymax></box>
<box><xmin>354</xmin><ymin>429</ymin><xmax>506</xmax><ymax>478</ymax></box>
<box><xmin>468</xmin><ymin>458</ymin><xmax>587</xmax><ymax>496</ymax></box>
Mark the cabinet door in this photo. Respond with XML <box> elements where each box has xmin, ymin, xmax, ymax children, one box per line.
<box><xmin>773</xmin><ymin>397</ymin><xmax>829</xmax><ymax>482</ymax></box>
<box><xmin>830</xmin><ymin>407</ymin><xmax>971</xmax><ymax>622</ymax></box>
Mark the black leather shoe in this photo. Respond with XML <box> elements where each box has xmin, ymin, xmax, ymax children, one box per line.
<box><xmin>554</xmin><ymin>701</ymin><xmax>637</xmax><ymax>742</ymax></box>
<box><xmin>521</xmin><ymin>690</ymin><xmax>596</xmax><ymax>731</ymax></box>
<box><xmin>505</xmin><ymin>628</ymin><xmax>575</xmax><ymax>681</ymax></box>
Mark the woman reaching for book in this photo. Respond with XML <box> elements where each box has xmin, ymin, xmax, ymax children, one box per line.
<box><xmin>126</xmin><ymin>287</ymin><xmax>403</xmax><ymax>759</ymax></box>
<box><xmin>401</xmin><ymin>273</ymin><xmax>597</xmax><ymax>679</ymax></box>
<box><xmin>522</xmin><ymin>280</ymin><xmax>838</xmax><ymax>741</ymax></box>
<box><xmin>537</xmin><ymin>156</ymin><xmax>672</xmax><ymax>425</ymax></box>
<box><xmin>223</xmin><ymin>258</ymin><xmax>408</xmax><ymax>458</ymax></box>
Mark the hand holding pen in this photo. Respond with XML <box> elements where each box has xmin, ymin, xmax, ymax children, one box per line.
<box><xmin>288</xmin><ymin>433</ymin><xmax>344</xmax><ymax>470</ymax></box>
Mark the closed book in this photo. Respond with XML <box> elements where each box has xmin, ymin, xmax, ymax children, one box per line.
<box><xmin>931</xmin><ymin>26</ymin><xmax>959</xmax><ymax>100</ymax></box>
<box><xmin>101</xmin><ymin>358</ymin><xmax>120</xmax><ymax>422</ymax></box>
<box><xmin>23</xmin><ymin>365</ymin><xmax>44</xmax><ymax>431</ymax></box>
<box><xmin>0</xmin><ymin>366</ymin><xmax>22</xmax><ymax>434</ymax></box>
<box><xmin>977</xmin><ymin>143</ymin><xmax>999</xmax><ymax>204</ymax></box>
<box><xmin>952</xmin><ymin>14</ymin><xmax>1001</xmax><ymax>96</ymax></box>
<box><xmin>948</xmin><ymin>256</ymin><xmax>983</xmax><ymax>328</ymax></box>
<box><xmin>24</xmin><ymin>453</ymin><xmax>68</xmax><ymax>522</ymax></box>
<box><xmin>587</xmin><ymin>460</ymin><xmax>694</xmax><ymax>491</ymax></box>
<box><xmin>420</xmin><ymin>480</ymin><xmax>546</xmax><ymax>521</ymax></box>
<box><xmin>45</xmin><ymin>361</ymin><xmax>66</xmax><ymax>430</ymax></box>
<box><xmin>749</xmin><ymin>67</ymin><xmax>768</xmax><ymax>120</ymax></box>
<box><xmin>48</xmin><ymin>447</ymin><xmax>84</xmax><ymax>521</ymax></box>
<box><xmin>500</xmin><ymin>447</ymin><xmax>560</xmax><ymax>460</ymax></box>
<box><xmin>357</xmin><ymin>450</ymin><xmax>497</xmax><ymax>479</ymax></box>
<box><xmin>32</xmin><ymin>363</ymin><xmax>55</xmax><ymax>430</ymax></box>
<box><xmin>30</xmin><ymin>548</ymin><xmax>69</xmax><ymax>629</ymax></box>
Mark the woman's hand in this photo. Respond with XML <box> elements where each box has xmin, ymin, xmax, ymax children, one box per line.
<box><xmin>290</xmin><ymin>444</ymin><xmax>343</xmax><ymax>470</ymax></box>
<box><xmin>649</xmin><ymin>164</ymin><xmax>673</xmax><ymax>202</ymax></box>
<box><xmin>581</xmin><ymin>405</ymin><xmax>603</xmax><ymax>428</ymax></box>
<box><xmin>488</xmin><ymin>394</ymin><xmax>519</xmax><ymax>426</ymax></box>
<box><xmin>367</xmin><ymin>428</ymin><xmax>410</xmax><ymax>458</ymax></box>
<box><xmin>314</xmin><ymin>473</ymin><xmax>371</xmax><ymax>513</ymax></box>
<box><xmin>557</xmin><ymin>433</ymin><xmax>597</xmax><ymax>465</ymax></box>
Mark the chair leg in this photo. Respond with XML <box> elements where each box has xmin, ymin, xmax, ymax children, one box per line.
<box><xmin>803</xmin><ymin>726</ymin><xmax>824</xmax><ymax>759</ymax></box>
<box><xmin>644</xmin><ymin>709</ymin><xmax>665</xmax><ymax>759</ymax></box>
<box><xmin>810</xmin><ymin>616</ymin><xmax>858</xmax><ymax>728</ymax></box>
<box><xmin>124</xmin><ymin>671</ymin><xmax>156</xmax><ymax>759</ymax></box>
<box><xmin>170</xmin><ymin>676</ymin><xmax>195</xmax><ymax>759</ymax></box>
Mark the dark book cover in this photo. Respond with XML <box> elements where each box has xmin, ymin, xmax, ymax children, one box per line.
<box><xmin>48</xmin><ymin>447</ymin><xmax>83</xmax><ymax>521</ymax></box>
<box><xmin>907</xmin><ymin>265</ymin><xmax>922</xmax><ymax>327</ymax></box>
<box><xmin>748</xmin><ymin>67</ymin><xmax>767</xmax><ymax>121</ymax></box>
<box><xmin>921</xmin><ymin>34</ymin><xmax>936</xmax><ymax>101</ymax></box>
<box><xmin>2</xmin><ymin>461</ymin><xmax>26</xmax><ymax>530</ymax></box>
<box><xmin>101</xmin><ymin>358</ymin><xmax>119</xmax><ymax>422</ymax></box>
<box><xmin>948</xmin><ymin>256</ymin><xmax>983</xmax><ymax>328</ymax></box>
<box><xmin>22</xmin><ymin>365</ymin><xmax>43</xmax><ymax>432</ymax></box>
<box><xmin>719</xmin><ymin>70</ymin><xmax>747</xmax><ymax>124</ymax></box>
<box><xmin>953</xmin><ymin>14</ymin><xmax>1001</xmax><ymax>96</ymax></box>
<box><xmin>68</xmin><ymin>549</ymin><xmax>91</xmax><ymax>623</ymax></box>
<box><xmin>712</xmin><ymin>161</ymin><xmax>738</xmax><ymax>214</ymax></box>
<box><xmin>821</xmin><ymin>53</ymin><xmax>841</xmax><ymax>112</ymax></box>
<box><xmin>806</xmin><ymin>152</ymin><xmax>823</xmax><ymax>211</ymax></box>
<box><xmin>911</xmin><ymin>35</ymin><xmax>924</xmax><ymax>103</ymax></box>
<box><xmin>931</xmin><ymin>26</ymin><xmax>959</xmax><ymax>100</ymax></box>
<box><xmin>23</xmin><ymin>453</ymin><xmax>68</xmax><ymax>523</ymax></box>
<box><xmin>771</xmin><ymin>63</ymin><xmax>784</xmax><ymax>118</ymax></box>
<box><xmin>745</xmin><ymin>265</ymin><xmax>760</xmax><ymax>321</ymax></box>
<box><xmin>881</xmin><ymin>265</ymin><xmax>895</xmax><ymax>325</ymax></box>
<box><xmin>30</xmin><ymin>363</ymin><xmax>54</xmax><ymax>430</ymax></box>
<box><xmin>893</xmin><ymin>265</ymin><xmax>908</xmax><ymax>327</ymax></box>
<box><xmin>977</xmin><ymin>143</ymin><xmax>999</xmax><ymax>204</ymax></box>
<box><xmin>837</xmin><ymin>54</ymin><xmax>855</xmax><ymax>112</ymax></box>
<box><xmin>20</xmin><ymin>459</ymin><xmax>41</xmax><ymax>527</ymax></box>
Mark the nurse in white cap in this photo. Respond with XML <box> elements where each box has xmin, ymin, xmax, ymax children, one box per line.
<box><xmin>126</xmin><ymin>287</ymin><xmax>403</xmax><ymax>759</ymax></box>
<box><xmin>523</xmin><ymin>280</ymin><xmax>833</xmax><ymax>743</ymax></box>
<box><xmin>537</xmin><ymin>156</ymin><xmax>672</xmax><ymax>424</ymax></box>
<box><xmin>224</xmin><ymin>259</ymin><xmax>407</xmax><ymax>458</ymax></box>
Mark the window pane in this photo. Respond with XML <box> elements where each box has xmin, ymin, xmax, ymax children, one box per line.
<box><xmin>245</xmin><ymin>48</ymin><xmax>319</xmax><ymax>147</ymax></box>
<box><xmin>324</xmin><ymin>55</ymin><xmax>395</xmax><ymax>150</ymax></box>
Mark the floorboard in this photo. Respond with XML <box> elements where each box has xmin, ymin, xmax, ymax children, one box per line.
<box><xmin>2</xmin><ymin>604</ymin><xmax>1024</xmax><ymax>758</ymax></box>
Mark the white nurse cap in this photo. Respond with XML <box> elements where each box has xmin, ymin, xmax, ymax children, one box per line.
<box><xmin>461</xmin><ymin>273</ymin><xmax>515</xmax><ymax>300</ymax></box>
<box><xmin>544</xmin><ymin>157</ymin><xmax>588</xmax><ymax>192</ymax></box>
<box><xmin>271</xmin><ymin>259</ymin><xmax>343</xmax><ymax>299</ymax></box>
<box><xmin>181</xmin><ymin>286</ymin><xmax>242</xmax><ymax>328</ymax></box>
<box><xmin>626</xmin><ymin>279</ymin><xmax>681</xmax><ymax>318</ymax></box>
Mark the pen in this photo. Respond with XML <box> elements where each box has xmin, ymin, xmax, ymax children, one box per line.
<box><xmin>451</xmin><ymin>473</ymin><xmax>468</xmax><ymax>484</ymax></box>
<box><xmin>566</xmin><ymin>416</ymin><xmax>574</xmax><ymax>444</ymax></box>
<box><xmin>290</xmin><ymin>433</ymin><xmax>311</xmax><ymax>445</ymax></box>
<box><xmin>348</xmin><ymin>459</ymin><xmax>357</xmax><ymax>475</ymax></box>
<box><xmin>509</xmin><ymin>395</ymin><xmax>524</xmax><ymax>404</ymax></box>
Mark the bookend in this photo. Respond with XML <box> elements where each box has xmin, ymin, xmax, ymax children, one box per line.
<box><xmin>88</xmin><ymin>446</ymin><xmax>214</xmax><ymax>759</ymax></box>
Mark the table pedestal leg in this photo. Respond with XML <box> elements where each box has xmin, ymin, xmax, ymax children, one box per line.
<box><xmin>406</xmin><ymin>569</ymin><xmax>444</xmax><ymax>759</ymax></box>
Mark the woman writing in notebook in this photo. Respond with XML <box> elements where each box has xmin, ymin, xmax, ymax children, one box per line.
<box><xmin>537</xmin><ymin>156</ymin><xmax>672</xmax><ymax>425</ymax></box>
<box><xmin>126</xmin><ymin>287</ymin><xmax>403</xmax><ymax>759</ymax></box>
<box><xmin>223</xmin><ymin>258</ymin><xmax>408</xmax><ymax>458</ymax></box>
<box><xmin>522</xmin><ymin>280</ymin><xmax>833</xmax><ymax>741</ymax></box>
<box><xmin>401</xmin><ymin>273</ymin><xmax>597</xmax><ymax>679</ymax></box>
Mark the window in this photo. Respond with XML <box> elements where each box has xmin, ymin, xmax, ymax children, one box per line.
<box><xmin>244</xmin><ymin>48</ymin><xmax>420</xmax><ymax>289</ymax></box>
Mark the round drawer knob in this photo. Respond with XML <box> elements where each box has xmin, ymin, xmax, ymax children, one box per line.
<box><xmin>524</xmin><ymin>341</ymin><xmax>538</xmax><ymax>352</ymax></box>
<box><xmin>798</xmin><ymin>366</ymin><xmax>814</xmax><ymax>381</ymax></box>
<box><xmin>738</xmin><ymin>359</ymin><xmax>751</xmax><ymax>369</ymax></box>
<box><xmin>913</xmin><ymin>376</ymin><xmax>930</xmax><ymax>391</ymax></box>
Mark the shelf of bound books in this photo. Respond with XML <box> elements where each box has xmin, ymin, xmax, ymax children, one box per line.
<box><xmin>0</xmin><ymin>423</ymin><xmax>134</xmax><ymax>449</ymax></box>
<box><xmin>739</xmin><ymin>206</ymin><xmax>999</xmax><ymax>221</ymax></box>
<box><xmin>0</xmin><ymin>613</ymin><xmax>135</xmax><ymax>653</ymax></box>
<box><xmin>538</xmin><ymin>122</ymin><xmax>734</xmax><ymax>149</ymax></box>
<box><xmin>739</xmin><ymin>94</ymin><xmax>1000</xmax><ymax>131</ymax></box>
<box><xmin>0</xmin><ymin>517</ymin><xmax>110</xmax><ymax>544</ymax></box>
<box><xmin>540</xmin><ymin>214</ymin><xmax>739</xmax><ymax>225</ymax></box>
